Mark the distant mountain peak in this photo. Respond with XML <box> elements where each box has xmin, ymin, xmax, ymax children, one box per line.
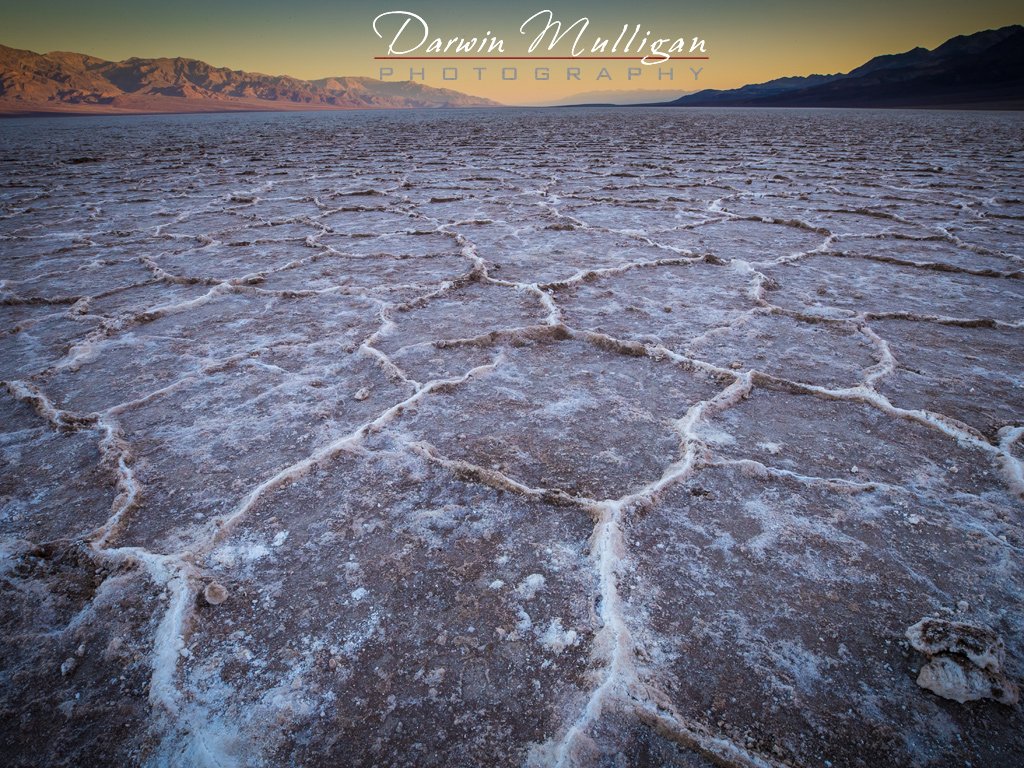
<box><xmin>0</xmin><ymin>45</ymin><xmax>501</xmax><ymax>115</ymax></box>
<box><xmin>657</xmin><ymin>25</ymin><xmax>1024</xmax><ymax>110</ymax></box>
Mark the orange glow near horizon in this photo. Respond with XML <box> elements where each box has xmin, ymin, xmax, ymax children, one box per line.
<box><xmin>3</xmin><ymin>1</ymin><xmax>1022</xmax><ymax>105</ymax></box>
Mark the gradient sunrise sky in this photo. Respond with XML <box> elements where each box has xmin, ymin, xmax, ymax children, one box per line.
<box><xmin>4</xmin><ymin>1</ymin><xmax>1022</xmax><ymax>103</ymax></box>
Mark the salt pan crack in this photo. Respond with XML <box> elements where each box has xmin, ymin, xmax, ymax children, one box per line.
<box><xmin>1</xmin><ymin>108</ymin><xmax>1022</xmax><ymax>768</ymax></box>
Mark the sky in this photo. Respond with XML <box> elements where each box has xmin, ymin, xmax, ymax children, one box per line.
<box><xmin>3</xmin><ymin>1</ymin><xmax>1022</xmax><ymax>104</ymax></box>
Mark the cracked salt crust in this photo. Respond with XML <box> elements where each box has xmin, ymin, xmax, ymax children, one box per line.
<box><xmin>1</xmin><ymin>109</ymin><xmax>1022</xmax><ymax>768</ymax></box>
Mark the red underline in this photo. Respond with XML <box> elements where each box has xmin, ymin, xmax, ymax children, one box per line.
<box><xmin>374</xmin><ymin>56</ymin><xmax>710</xmax><ymax>60</ymax></box>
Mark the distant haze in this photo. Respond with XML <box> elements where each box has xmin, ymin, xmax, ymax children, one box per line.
<box><xmin>529</xmin><ymin>89</ymin><xmax>694</xmax><ymax>107</ymax></box>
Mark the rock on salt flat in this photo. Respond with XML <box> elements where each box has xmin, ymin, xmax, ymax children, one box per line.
<box><xmin>1</xmin><ymin>108</ymin><xmax>1022</xmax><ymax>767</ymax></box>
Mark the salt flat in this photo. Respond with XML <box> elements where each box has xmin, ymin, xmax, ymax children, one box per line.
<box><xmin>1</xmin><ymin>108</ymin><xmax>1022</xmax><ymax>767</ymax></box>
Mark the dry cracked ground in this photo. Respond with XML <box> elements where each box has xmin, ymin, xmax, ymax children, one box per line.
<box><xmin>1</xmin><ymin>109</ymin><xmax>1023</xmax><ymax>767</ymax></box>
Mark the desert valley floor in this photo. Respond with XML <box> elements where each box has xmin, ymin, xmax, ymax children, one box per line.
<box><xmin>1</xmin><ymin>108</ymin><xmax>1022</xmax><ymax>767</ymax></box>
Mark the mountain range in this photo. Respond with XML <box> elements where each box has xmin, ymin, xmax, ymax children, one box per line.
<box><xmin>3</xmin><ymin>24</ymin><xmax>1022</xmax><ymax>116</ymax></box>
<box><xmin>0</xmin><ymin>45</ymin><xmax>499</xmax><ymax>115</ymax></box>
<box><xmin>654</xmin><ymin>25</ymin><xmax>1023</xmax><ymax>109</ymax></box>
